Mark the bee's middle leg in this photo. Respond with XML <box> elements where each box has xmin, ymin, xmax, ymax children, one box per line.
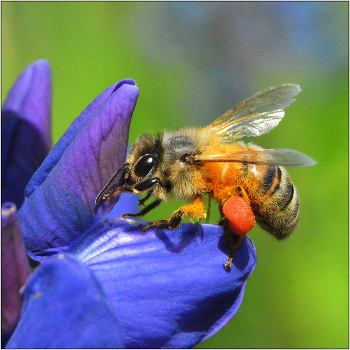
<box><xmin>140</xmin><ymin>196</ymin><xmax>205</xmax><ymax>231</ymax></box>
<box><xmin>140</xmin><ymin>209</ymin><xmax>184</xmax><ymax>231</ymax></box>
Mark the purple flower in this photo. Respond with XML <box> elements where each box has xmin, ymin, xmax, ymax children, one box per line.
<box><xmin>2</xmin><ymin>60</ymin><xmax>257</xmax><ymax>348</ymax></box>
<box><xmin>2</xmin><ymin>60</ymin><xmax>51</xmax><ymax>209</ymax></box>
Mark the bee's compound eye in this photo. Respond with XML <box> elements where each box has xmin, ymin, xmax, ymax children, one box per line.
<box><xmin>133</xmin><ymin>154</ymin><xmax>158</xmax><ymax>179</ymax></box>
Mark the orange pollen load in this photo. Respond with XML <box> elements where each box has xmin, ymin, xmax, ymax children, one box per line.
<box><xmin>222</xmin><ymin>196</ymin><xmax>256</xmax><ymax>236</ymax></box>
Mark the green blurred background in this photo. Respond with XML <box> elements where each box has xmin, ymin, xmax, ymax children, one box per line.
<box><xmin>2</xmin><ymin>2</ymin><xmax>348</xmax><ymax>348</ymax></box>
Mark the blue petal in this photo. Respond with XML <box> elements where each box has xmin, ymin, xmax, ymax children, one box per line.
<box><xmin>18</xmin><ymin>81</ymin><xmax>139</xmax><ymax>261</ymax></box>
<box><xmin>2</xmin><ymin>60</ymin><xmax>52</xmax><ymax>208</ymax></box>
<box><xmin>69</xmin><ymin>219</ymin><xmax>257</xmax><ymax>348</ymax></box>
<box><xmin>6</xmin><ymin>254</ymin><xmax>125</xmax><ymax>349</ymax></box>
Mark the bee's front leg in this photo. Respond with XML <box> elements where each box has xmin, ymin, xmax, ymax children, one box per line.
<box><xmin>122</xmin><ymin>199</ymin><xmax>162</xmax><ymax>219</ymax></box>
<box><xmin>121</xmin><ymin>179</ymin><xmax>163</xmax><ymax>219</ymax></box>
<box><xmin>139</xmin><ymin>191</ymin><xmax>152</xmax><ymax>206</ymax></box>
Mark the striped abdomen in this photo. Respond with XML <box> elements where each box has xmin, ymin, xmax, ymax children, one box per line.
<box><xmin>249</xmin><ymin>165</ymin><xmax>299</xmax><ymax>240</ymax></box>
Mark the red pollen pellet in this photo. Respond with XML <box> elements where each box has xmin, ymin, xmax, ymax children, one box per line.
<box><xmin>223</xmin><ymin>196</ymin><xmax>256</xmax><ymax>236</ymax></box>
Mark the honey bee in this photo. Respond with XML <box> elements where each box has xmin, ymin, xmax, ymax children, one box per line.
<box><xmin>96</xmin><ymin>84</ymin><xmax>316</xmax><ymax>270</ymax></box>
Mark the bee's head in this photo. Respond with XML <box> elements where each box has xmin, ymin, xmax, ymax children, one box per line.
<box><xmin>124</xmin><ymin>134</ymin><xmax>160</xmax><ymax>186</ymax></box>
<box><xmin>95</xmin><ymin>133</ymin><xmax>163</xmax><ymax>204</ymax></box>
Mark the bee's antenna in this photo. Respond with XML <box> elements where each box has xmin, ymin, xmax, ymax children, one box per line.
<box><xmin>95</xmin><ymin>163</ymin><xmax>128</xmax><ymax>204</ymax></box>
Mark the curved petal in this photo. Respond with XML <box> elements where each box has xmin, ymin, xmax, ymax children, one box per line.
<box><xmin>1</xmin><ymin>203</ymin><xmax>31</xmax><ymax>344</ymax></box>
<box><xmin>18</xmin><ymin>82</ymin><xmax>139</xmax><ymax>261</ymax></box>
<box><xmin>2</xmin><ymin>60</ymin><xmax>52</xmax><ymax>208</ymax></box>
<box><xmin>24</xmin><ymin>79</ymin><xmax>136</xmax><ymax>198</ymax></box>
<box><xmin>6</xmin><ymin>254</ymin><xmax>125</xmax><ymax>349</ymax></box>
<box><xmin>69</xmin><ymin>219</ymin><xmax>257</xmax><ymax>348</ymax></box>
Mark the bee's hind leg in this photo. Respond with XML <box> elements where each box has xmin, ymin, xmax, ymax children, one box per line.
<box><xmin>219</xmin><ymin>195</ymin><xmax>256</xmax><ymax>271</ymax></box>
<box><xmin>220</xmin><ymin>218</ymin><xmax>245</xmax><ymax>271</ymax></box>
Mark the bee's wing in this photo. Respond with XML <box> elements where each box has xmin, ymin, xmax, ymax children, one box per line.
<box><xmin>206</xmin><ymin>84</ymin><xmax>301</xmax><ymax>141</ymax></box>
<box><xmin>195</xmin><ymin>148</ymin><xmax>316</xmax><ymax>167</ymax></box>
